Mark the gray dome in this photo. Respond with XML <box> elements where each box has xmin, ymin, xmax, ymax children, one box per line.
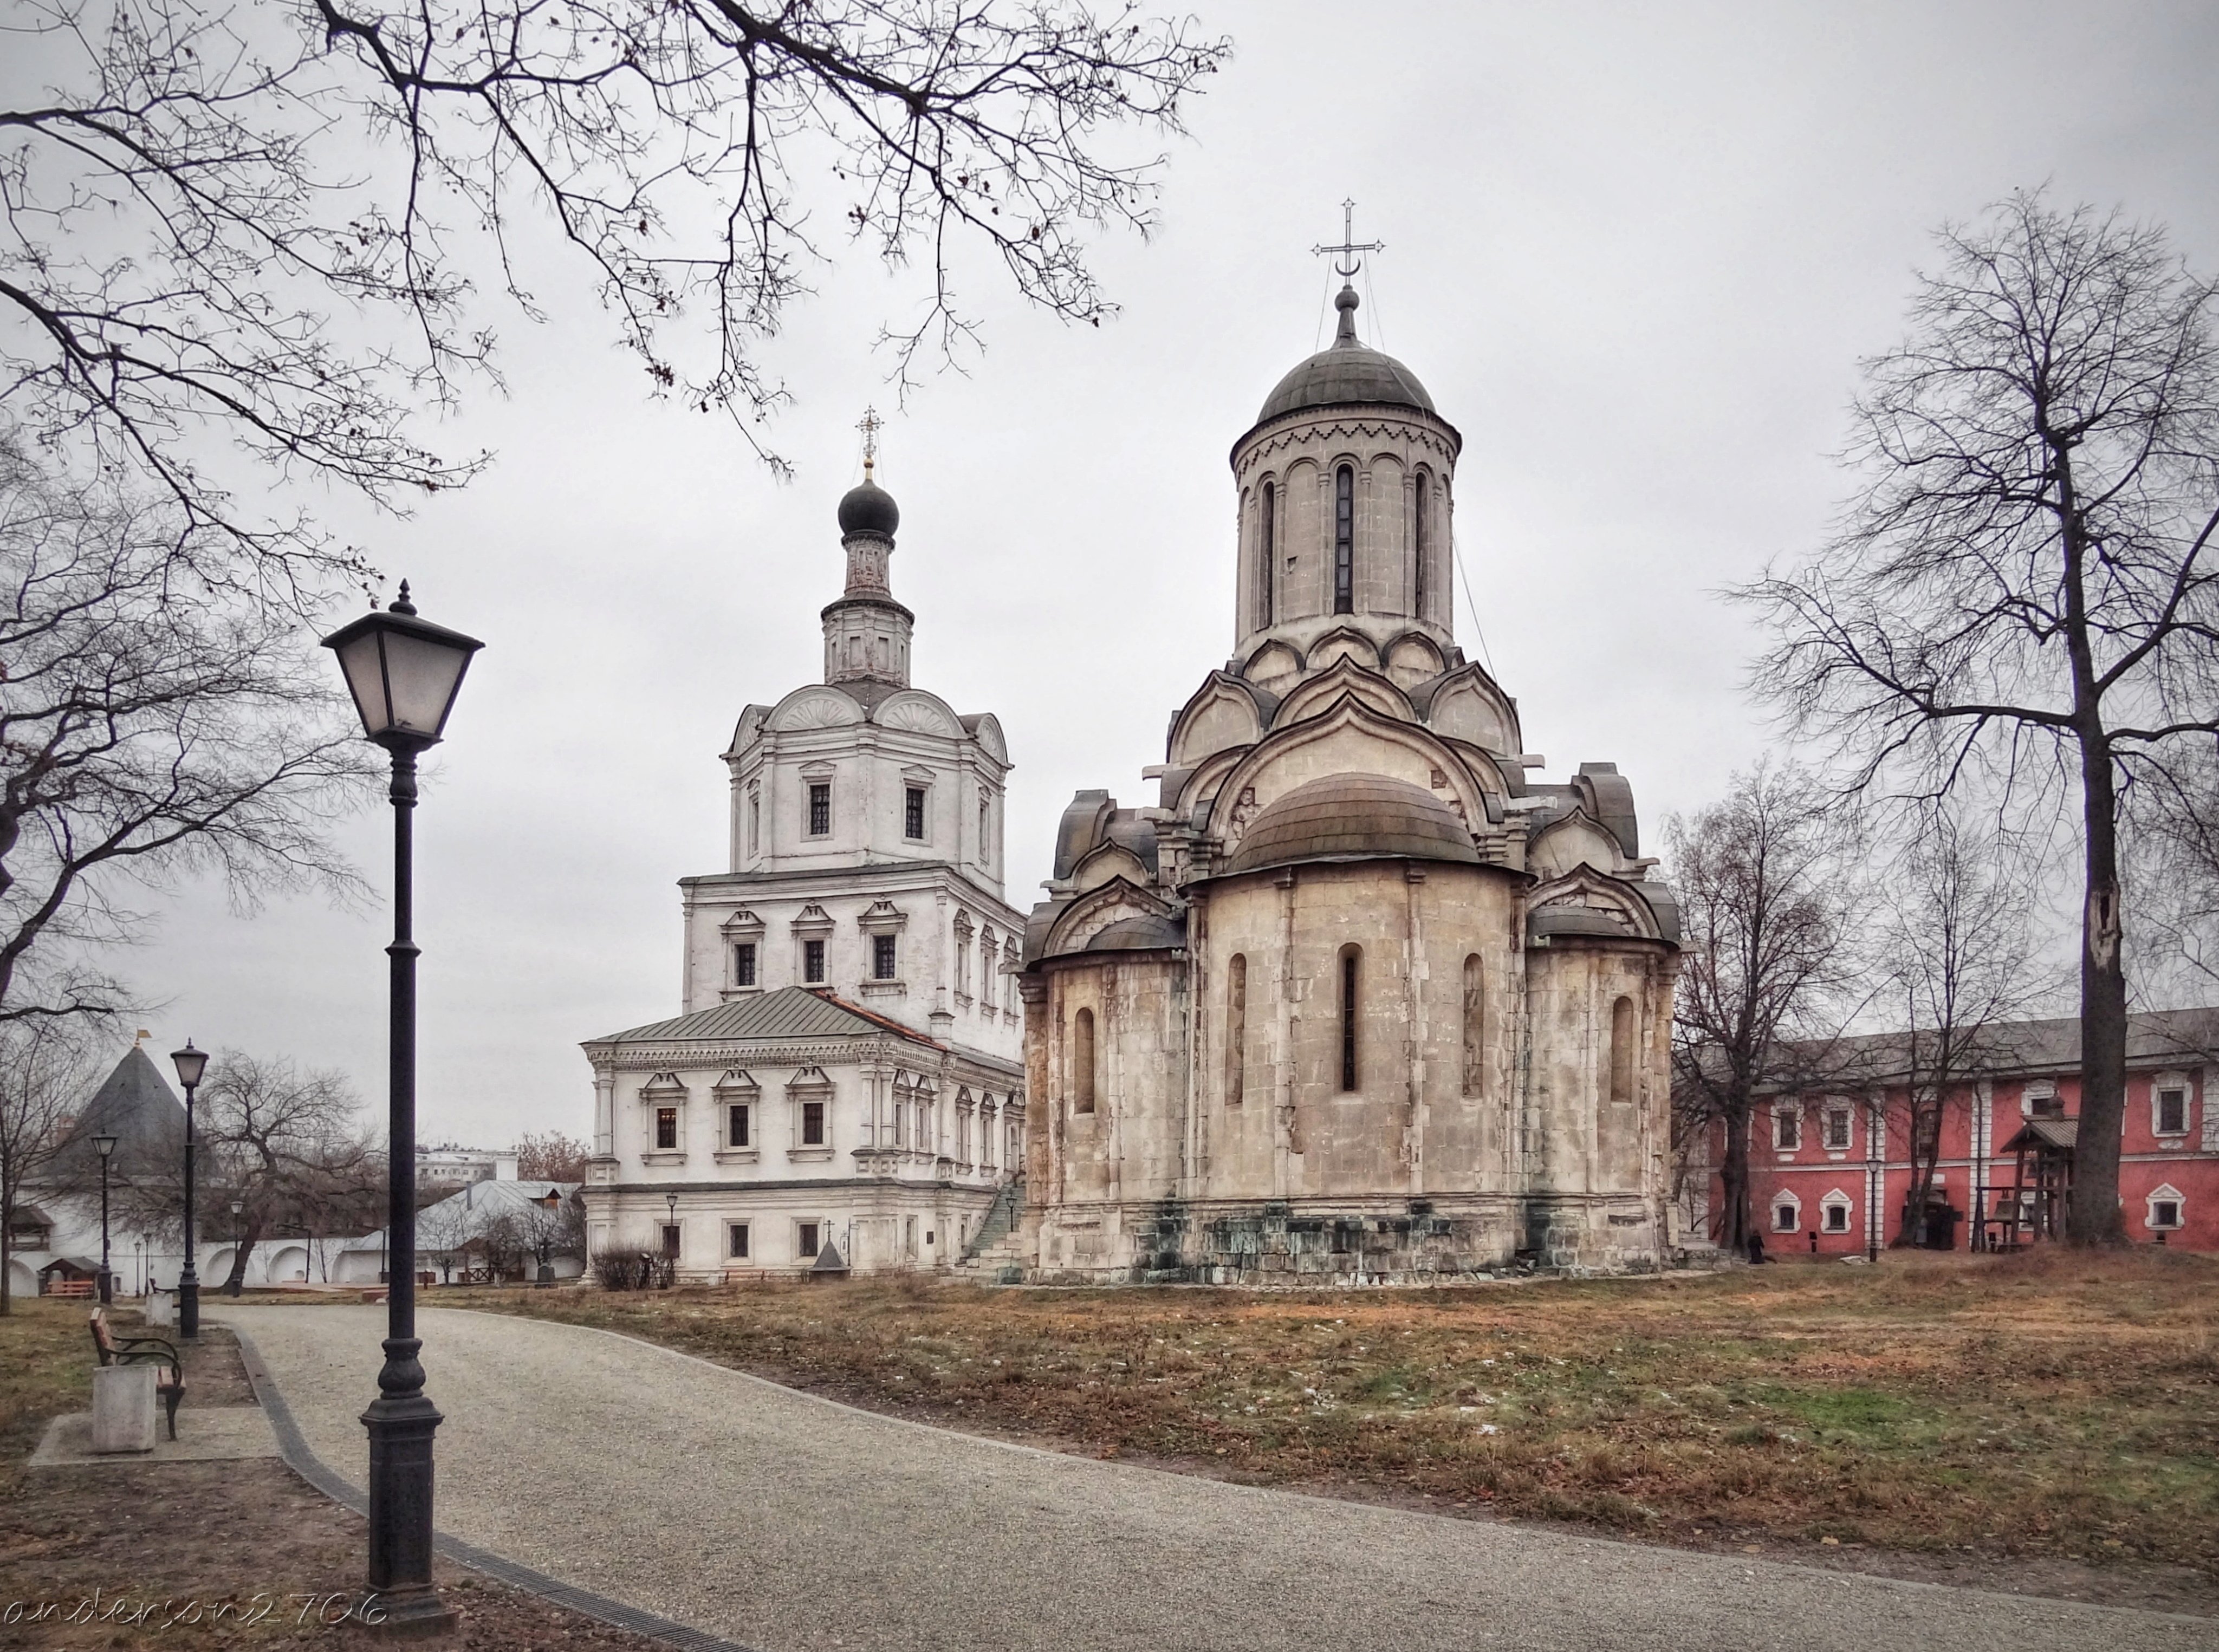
<box><xmin>1223</xmin><ymin>773</ymin><xmax>1478</xmax><ymax>875</ymax></box>
<box><xmin>1255</xmin><ymin>287</ymin><xmax>1436</xmax><ymax>423</ymax></box>
<box><xmin>838</xmin><ymin>479</ymin><xmax>899</xmax><ymax>538</ymax></box>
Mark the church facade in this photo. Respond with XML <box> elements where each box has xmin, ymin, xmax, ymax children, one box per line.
<box><xmin>581</xmin><ymin>460</ymin><xmax>1026</xmax><ymax>1277</ymax></box>
<box><xmin>1014</xmin><ymin>283</ymin><xmax>1683</xmax><ymax>1282</ymax></box>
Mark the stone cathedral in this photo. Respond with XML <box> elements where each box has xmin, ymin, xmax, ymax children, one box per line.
<box><xmin>1013</xmin><ymin>278</ymin><xmax>1684</xmax><ymax>1282</ymax></box>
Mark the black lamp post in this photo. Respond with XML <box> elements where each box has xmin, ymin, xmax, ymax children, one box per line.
<box><xmin>322</xmin><ymin>581</ymin><xmax>482</xmax><ymax>1634</ymax></box>
<box><xmin>170</xmin><ymin>1041</ymin><xmax>207</xmax><ymax>1337</ymax></box>
<box><xmin>228</xmin><ymin>1199</ymin><xmax>245</xmax><ymax>1297</ymax></box>
<box><xmin>92</xmin><ymin>1135</ymin><xmax>118</xmax><ymax>1305</ymax></box>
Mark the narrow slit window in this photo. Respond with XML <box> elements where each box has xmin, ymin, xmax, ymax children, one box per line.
<box><xmin>1227</xmin><ymin>953</ymin><xmax>1247</xmax><ymax>1107</ymax></box>
<box><xmin>1339</xmin><ymin>947</ymin><xmax>1360</xmax><ymax>1091</ymax></box>
<box><xmin>1333</xmin><ymin>466</ymin><xmax>1355</xmax><ymax>614</ymax></box>
<box><xmin>1259</xmin><ymin>481</ymin><xmax>1276</xmax><ymax>627</ymax></box>
<box><xmin>807</xmin><ymin>781</ymin><xmax>832</xmax><ymax>837</ymax></box>
<box><xmin>1609</xmin><ymin>996</ymin><xmax>1636</xmax><ymax>1105</ymax></box>
<box><xmin>904</xmin><ymin>786</ymin><xmax>926</xmax><ymax>841</ymax></box>
<box><xmin>1412</xmin><ymin>469</ymin><xmax>1428</xmax><ymax>619</ymax></box>
<box><xmin>1461</xmin><ymin>954</ymin><xmax>1483</xmax><ymax>1097</ymax></box>
<box><xmin>734</xmin><ymin>942</ymin><xmax>756</xmax><ymax>987</ymax></box>
<box><xmin>727</xmin><ymin>1102</ymin><xmax>750</xmax><ymax>1148</ymax></box>
<box><xmin>1073</xmin><ymin>1007</ymin><xmax>1097</xmax><ymax>1114</ymax></box>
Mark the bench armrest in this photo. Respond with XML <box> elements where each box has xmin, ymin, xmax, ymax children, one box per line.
<box><xmin>111</xmin><ymin>1335</ymin><xmax>183</xmax><ymax>1367</ymax></box>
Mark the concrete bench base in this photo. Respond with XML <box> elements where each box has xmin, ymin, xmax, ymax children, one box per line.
<box><xmin>92</xmin><ymin>1363</ymin><xmax>158</xmax><ymax>1454</ymax></box>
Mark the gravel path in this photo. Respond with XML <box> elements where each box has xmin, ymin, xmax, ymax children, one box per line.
<box><xmin>212</xmin><ymin>1303</ymin><xmax>2217</xmax><ymax>1652</ymax></box>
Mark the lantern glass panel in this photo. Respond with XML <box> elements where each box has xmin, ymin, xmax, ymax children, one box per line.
<box><xmin>379</xmin><ymin>627</ymin><xmax>471</xmax><ymax>738</ymax></box>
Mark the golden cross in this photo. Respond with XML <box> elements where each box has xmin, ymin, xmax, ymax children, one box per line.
<box><xmin>1312</xmin><ymin>199</ymin><xmax>1384</xmax><ymax>281</ymax></box>
<box><xmin>857</xmin><ymin>406</ymin><xmax>882</xmax><ymax>478</ymax></box>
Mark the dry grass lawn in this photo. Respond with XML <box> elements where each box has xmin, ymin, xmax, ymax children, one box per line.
<box><xmin>482</xmin><ymin>1248</ymin><xmax>2219</xmax><ymax>1584</ymax></box>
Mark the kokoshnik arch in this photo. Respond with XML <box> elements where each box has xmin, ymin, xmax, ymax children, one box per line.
<box><xmin>1014</xmin><ymin>275</ymin><xmax>1685</xmax><ymax>1281</ymax></box>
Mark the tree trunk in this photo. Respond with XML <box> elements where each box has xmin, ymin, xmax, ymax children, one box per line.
<box><xmin>224</xmin><ymin>1215</ymin><xmax>263</xmax><ymax>1295</ymax></box>
<box><xmin>2072</xmin><ymin>733</ymin><xmax>2130</xmax><ymax>1245</ymax></box>
<box><xmin>1718</xmin><ymin>1099</ymin><xmax>1753</xmax><ymax>1252</ymax></box>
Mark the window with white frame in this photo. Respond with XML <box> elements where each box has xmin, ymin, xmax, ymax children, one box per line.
<box><xmin>904</xmin><ymin>785</ymin><xmax>927</xmax><ymax>841</ymax></box>
<box><xmin>2153</xmin><ymin>1074</ymin><xmax>2190</xmax><ymax>1137</ymax></box>
<box><xmin>726</xmin><ymin>1101</ymin><xmax>751</xmax><ymax>1147</ymax></box>
<box><xmin>1772</xmin><ymin>1104</ymin><xmax>1801</xmax><ymax>1151</ymax></box>
<box><xmin>796</xmin><ymin>1221</ymin><xmax>820</xmax><ymax>1261</ymax></box>
<box><xmin>1820</xmin><ymin>1192</ymin><xmax>1852</xmax><ymax>1233</ymax></box>
<box><xmin>806</xmin><ymin>780</ymin><xmax>832</xmax><ymax>837</ymax></box>
<box><xmin>1772</xmin><ymin>1192</ymin><xmax>1801</xmax><ymax>1233</ymax></box>
<box><xmin>873</xmin><ymin>934</ymin><xmax>898</xmax><ymax>980</ymax></box>
<box><xmin>1823</xmin><ymin>1104</ymin><xmax>1853</xmax><ymax>1151</ymax></box>
<box><xmin>728</xmin><ymin>1222</ymin><xmax>750</xmax><ymax>1259</ymax></box>
<box><xmin>803</xmin><ymin>938</ymin><xmax>827</xmax><ymax>983</ymax></box>
<box><xmin>2147</xmin><ymin>1185</ymin><xmax>2184</xmax><ymax>1231</ymax></box>
<box><xmin>734</xmin><ymin>942</ymin><xmax>757</xmax><ymax>988</ymax></box>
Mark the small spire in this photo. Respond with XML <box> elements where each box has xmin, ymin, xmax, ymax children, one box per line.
<box><xmin>1333</xmin><ymin>284</ymin><xmax>1361</xmax><ymax>347</ymax></box>
<box><xmin>391</xmin><ymin>580</ymin><xmax>418</xmax><ymax>616</ymax></box>
<box><xmin>857</xmin><ymin>406</ymin><xmax>882</xmax><ymax>482</ymax></box>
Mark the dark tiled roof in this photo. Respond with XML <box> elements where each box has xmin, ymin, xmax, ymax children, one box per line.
<box><xmin>2001</xmin><ymin>1117</ymin><xmax>2079</xmax><ymax>1152</ymax></box>
<box><xmin>61</xmin><ymin>1046</ymin><xmax>186</xmax><ymax>1176</ymax></box>
<box><xmin>1775</xmin><ymin>1006</ymin><xmax>2219</xmax><ymax>1089</ymax></box>
<box><xmin>592</xmin><ymin>986</ymin><xmax>939</xmax><ymax>1049</ymax></box>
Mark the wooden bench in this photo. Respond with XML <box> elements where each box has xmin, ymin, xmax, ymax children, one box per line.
<box><xmin>46</xmin><ymin>1278</ymin><xmax>95</xmax><ymax>1299</ymax></box>
<box><xmin>89</xmin><ymin>1309</ymin><xmax>184</xmax><ymax>1440</ymax></box>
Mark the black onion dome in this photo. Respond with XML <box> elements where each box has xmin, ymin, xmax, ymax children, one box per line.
<box><xmin>837</xmin><ymin>478</ymin><xmax>900</xmax><ymax>538</ymax></box>
<box><xmin>1256</xmin><ymin>286</ymin><xmax>1436</xmax><ymax>423</ymax></box>
<box><xmin>1223</xmin><ymin>772</ymin><xmax>1478</xmax><ymax>875</ymax></box>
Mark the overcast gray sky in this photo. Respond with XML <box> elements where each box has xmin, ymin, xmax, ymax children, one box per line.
<box><xmin>115</xmin><ymin>0</ymin><xmax>2219</xmax><ymax>1147</ymax></box>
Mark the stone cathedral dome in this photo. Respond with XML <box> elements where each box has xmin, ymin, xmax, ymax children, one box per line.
<box><xmin>1255</xmin><ymin>285</ymin><xmax>1436</xmax><ymax>423</ymax></box>
<box><xmin>1223</xmin><ymin>772</ymin><xmax>1479</xmax><ymax>875</ymax></box>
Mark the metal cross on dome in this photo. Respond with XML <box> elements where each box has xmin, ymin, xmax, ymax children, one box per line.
<box><xmin>1312</xmin><ymin>199</ymin><xmax>1384</xmax><ymax>280</ymax></box>
<box><xmin>857</xmin><ymin>406</ymin><xmax>882</xmax><ymax>479</ymax></box>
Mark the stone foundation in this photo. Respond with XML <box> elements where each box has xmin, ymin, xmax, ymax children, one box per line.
<box><xmin>1030</xmin><ymin>1192</ymin><xmax>1672</xmax><ymax>1284</ymax></box>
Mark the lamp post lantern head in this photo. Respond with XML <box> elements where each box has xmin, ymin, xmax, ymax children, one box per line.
<box><xmin>230</xmin><ymin>1198</ymin><xmax>244</xmax><ymax>1216</ymax></box>
<box><xmin>171</xmin><ymin>1040</ymin><xmax>207</xmax><ymax>1090</ymax></box>
<box><xmin>665</xmin><ymin>1192</ymin><xmax>679</xmax><ymax>1218</ymax></box>
<box><xmin>320</xmin><ymin>583</ymin><xmax>484</xmax><ymax>754</ymax></box>
<box><xmin>92</xmin><ymin>1133</ymin><xmax>119</xmax><ymax>1161</ymax></box>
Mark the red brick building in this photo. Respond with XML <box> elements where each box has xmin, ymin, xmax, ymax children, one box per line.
<box><xmin>1695</xmin><ymin>1008</ymin><xmax>2219</xmax><ymax>1254</ymax></box>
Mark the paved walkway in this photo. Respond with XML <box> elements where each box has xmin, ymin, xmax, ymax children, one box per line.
<box><xmin>213</xmin><ymin>1304</ymin><xmax>2216</xmax><ymax>1652</ymax></box>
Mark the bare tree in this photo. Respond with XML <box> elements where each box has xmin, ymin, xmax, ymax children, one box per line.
<box><xmin>1874</xmin><ymin>811</ymin><xmax>2043</xmax><ymax>1246</ymax></box>
<box><xmin>1667</xmin><ymin>760</ymin><xmax>1864</xmax><ymax>1256</ymax></box>
<box><xmin>515</xmin><ymin>1130</ymin><xmax>589</xmax><ymax>1182</ymax></box>
<box><xmin>3</xmin><ymin>0</ymin><xmax>1231</xmax><ymax>581</ymax></box>
<box><xmin>88</xmin><ymin>1048</ymin><xmax>373</xmax><ymax>1292</ymax></box>
<box><xmin>0</xmin><ymin>443</ymin><xmax>372</xmax><ymax>1026</ymax></box>
<box><xmin>1740</xmin><ymin>193</ymin><xmax>2219</xmax><ymax>1245</ymax></box>
<box><xmin>0</xmin><ymin>1017</ymin><xmax>102</xmax><ymax>1313</ymax></box>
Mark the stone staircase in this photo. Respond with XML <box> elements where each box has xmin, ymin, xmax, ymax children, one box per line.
<box><xmin>956</xmin><ymin>1178</ymin><xmax>1028</xmax><ymax>1280</ymax></box>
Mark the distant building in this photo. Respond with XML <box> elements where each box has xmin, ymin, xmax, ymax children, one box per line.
<box><xmin>1691</xmin><ymin>1007</ymin><xmax>2219</xmax><ymax>1254</ymax></box>
<box><xmin>415</xmin><ymin>1143</ymin><xmax>518</xmax><ymax>1189</ymax></box>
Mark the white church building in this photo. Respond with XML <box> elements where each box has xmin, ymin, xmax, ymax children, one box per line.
<box><xmin>581</xmin><ymin>442</ymin><xmax>1027</xmax><ymax>1276</ymax></box>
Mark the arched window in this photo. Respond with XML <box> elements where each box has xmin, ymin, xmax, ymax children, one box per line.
<box><xmin>1412</xmin><ymin>468</ymin><xmax>1428</xmax><ymax>620</ymax></box>
<box><xmin>1461</xmin><ymin>954</ymin><xmax>1483</xmax><ymax>1097</ymax></box>
<box><xmin>1338</xmin><ymin>946</ymin><xmax>1361</xmax><ymax>1091</ymax></box>
<box><xmin>1258</xmin><ymin>481</ymin><xmax>1276</xmax><ymax>628</ymax></box>
<box><xmin>1610</xmin><ymin>996</ymin><xmax>1636</xmax><ymax>1106</ymax></box>
<box><xmin>1333</xmin><ymin>466</ymin><xmax>1355</xmax><ymax>614</ymax></box>
<box><xmin>1073</xmin><ymin>1007</ymin><xmax>1096</xmax><ymax>1114</ymax></box>
<box><xmin>1226</xmin><ymin>953</ymin><xmax>1248</xmax><ymax>1107</ymax></box>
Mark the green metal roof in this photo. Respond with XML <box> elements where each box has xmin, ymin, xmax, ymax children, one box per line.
<box><xmin>591</xmin><ymin>986</ymin><xmax>938</xmax><ymax>1049</ymax></box>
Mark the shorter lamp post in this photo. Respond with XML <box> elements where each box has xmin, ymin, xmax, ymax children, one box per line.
<box><xmin>92</xmin><ymin>1135</ymin><xmax>118</xmax><ymax>1304</ymax></box>
<box><xmin>665</xmin><ymin>1192</ymin><xmax>679</xmax><ymax>1283</ymax></box>
<box><xmin>321</xmin><ymin>581</ymin><xmax>482</xmax><ymax>1633</ymax></box>
<box><xmin>170</xmin><ymin>1040</ymin><xmax>208</xmax><ymax>1338</ymax></box>
<box><xmin>228</xmin><ymin>1199</ymin><xmax>245</xmax><ymax>1296</ymax></box>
